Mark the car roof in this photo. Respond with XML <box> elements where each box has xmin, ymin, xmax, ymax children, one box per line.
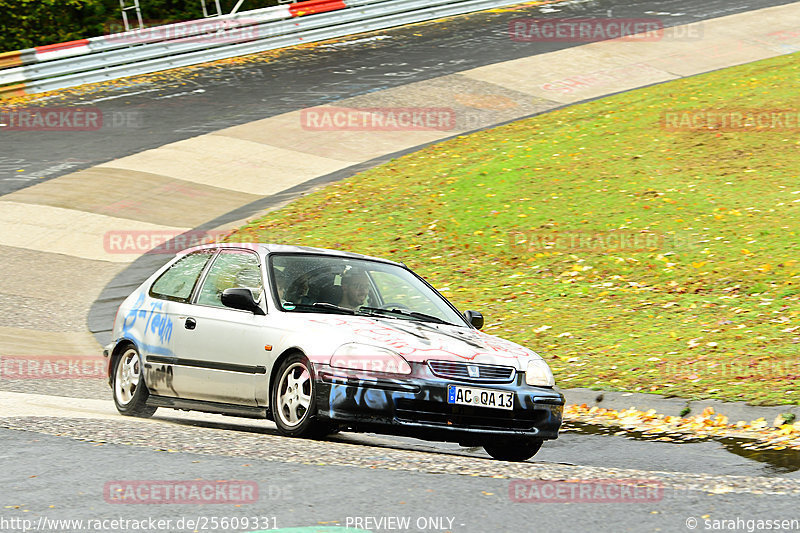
<box><xmin>180</xmin><ymin>242</ymin><xmax>406</xmax><ymax>268</ymax></box>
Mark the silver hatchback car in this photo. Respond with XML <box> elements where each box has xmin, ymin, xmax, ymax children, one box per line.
<box><xmin>104</xmin><ymin>243</ymin><xmax>563</xmax><ymax>461</ymax></box>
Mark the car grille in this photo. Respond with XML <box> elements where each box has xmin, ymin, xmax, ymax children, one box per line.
<box><xmin>427</xmin><ymin>360</ymin><xmax>515</xmax><ymax>383</ymax></box>
<box><xmin>395</xmin><ymin>399</ymin><xmax>546</xmax><ymax>431</ymax></box>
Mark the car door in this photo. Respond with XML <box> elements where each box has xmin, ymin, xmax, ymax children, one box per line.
<box><xmin>173</xmin><ymin>248</ymin><xmax>275</xmax><ymax>406</ymax></box>
<box><xmin>137</xmin><ymin>249</ymin><xmax>216</xmax><ymax>399</ymax></box>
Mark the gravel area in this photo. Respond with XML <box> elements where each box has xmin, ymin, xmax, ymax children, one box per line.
<box><xmin>0</xmin><ymin>292</ymin><xmax>96</xmax><ymax>332</ymax></box>
<box><xmin>0</xmin><ymin>378</ymin><xmax>108</xmax><ymax>399</ymax></box>
<box><xmin>4</xmin><ymin>416</ymin><xmax>800</xmax><ymax>496</ymax></box>
<box><xmin>0</xmin><ymin>246</ymin><xmax>123</xmax><ymax>331</ymax></box>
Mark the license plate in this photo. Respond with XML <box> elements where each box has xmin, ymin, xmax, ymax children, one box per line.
<box><xmin>447</xmin><ymin>385</ymin><xmax>514</xmax><ymax>410</ymax></box>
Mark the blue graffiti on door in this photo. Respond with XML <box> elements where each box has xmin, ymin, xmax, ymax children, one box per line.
<box><xmin>121</xmin><ymin>293</ymin><xmax>173</xmax><ymax>346</ymax></box>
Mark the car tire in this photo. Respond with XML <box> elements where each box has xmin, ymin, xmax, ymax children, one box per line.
<box><xmin>112</xmin><ymin>345</ymin><xmax>157</xmax><ymax>418</ymax></box>
<box><xmin>483</xmin><ymin>439</ymin><xmax>543</xmax><ymax>462</ymax></box>
<box><xmin>271</xmin><ymin>353</ymin><xmax>327</xmax><ymax>438</ymax></box>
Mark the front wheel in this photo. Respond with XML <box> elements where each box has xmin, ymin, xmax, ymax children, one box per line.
<box><xmin>112</xmin><ymin>346</ymin><xmax>157</xmax><ymax>418</ymax></box>
<box><xmin>271</xmin><ymin>353</ymin><xmax>327</xmax><ymax>438</ymax></box>
<box><xmin>484</xmin><ymin>439</ymin><xmax>543</xmax><ymax>462</ymax></box>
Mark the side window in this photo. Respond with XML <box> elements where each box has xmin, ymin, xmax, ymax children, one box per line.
<box><xmin>196</xmin><ymin>250</ymin><xmax>263</xmax><ymax>308</ymax></box>
<box><xmin>150</xmin><ymin>251</ymin><xmax>214</xmax><ymax>302</ymax></box>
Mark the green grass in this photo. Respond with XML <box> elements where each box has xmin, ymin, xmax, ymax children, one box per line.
<box><xmin>228</xmin><ymin>52</ymin><xmax>800</xmax><ymax>406</ymax></box>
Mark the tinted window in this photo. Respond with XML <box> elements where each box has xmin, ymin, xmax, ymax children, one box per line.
<box><xmin>196</xmin><ymin>249</ymin><xmax>263</xmax><ymax>308</ymax></box>
<box><xmin>150</xmin><ymin>251</ymin><xmax>214</xmax><ymax>302</ymax></box>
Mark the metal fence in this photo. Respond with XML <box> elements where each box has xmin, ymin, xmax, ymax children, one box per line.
<box><xmin>0</xmin><ymin>0</ymin><xmax>520</xmax><ymax>97</ymax></box>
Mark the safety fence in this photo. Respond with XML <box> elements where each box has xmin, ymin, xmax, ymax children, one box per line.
<box><xmin>0</xmin><ymin>0</ymin><xmax>522</xmax><ymax>97</ymax></box>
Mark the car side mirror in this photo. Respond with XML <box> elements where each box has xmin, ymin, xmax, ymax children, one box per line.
<box><xmin>221</xmin><ymin>288</ymin><xmax>266</xmax><ymax>315</ymax></box>
<box><xmin>464</xmin><ymin>310</ymin><xmax>484</xmax><ymax>329</ymax></box>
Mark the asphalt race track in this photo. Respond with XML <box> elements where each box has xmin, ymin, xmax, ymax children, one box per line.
<box><xmin>3</xmin><ymin>0</ymin><xmax>800</xmax><ymax>531</ymax></box>
<box><xmin>2</xmin><ymin>0</ymin><xmax>797</xmax><ymax>196</ymax></box>
<box><xmin>4</xmin><ymin>427</ymin><xmax>800</xmax><ymax>533</ymax></box>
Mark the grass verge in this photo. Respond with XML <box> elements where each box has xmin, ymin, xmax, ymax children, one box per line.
<box><xmin>228</xmin><ymin>52</ymin><xmax>800</xmax><ymax>406</ymax></box>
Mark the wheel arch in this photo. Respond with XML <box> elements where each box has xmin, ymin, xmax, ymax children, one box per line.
<box><xmin>108</xmin><ymin>338</ymin><xmax>139</xmax><ymax>381</ymax></box>
<box><xmin>268</xmin><ymin>347</ymin><xmax>307</xmax><ymax>405</ymax></box>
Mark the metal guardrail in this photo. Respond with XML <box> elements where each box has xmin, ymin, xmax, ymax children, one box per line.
<box><xmin>0</xmin><ymin>0</ymin><xmax>522</xmax><ymax>97</ymax></box>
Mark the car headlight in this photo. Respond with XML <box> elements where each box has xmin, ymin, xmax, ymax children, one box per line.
<box><xmin>526</xmin><ymin>359</ymin><xmax>555</xmax><ymax>387</ymax></box>
<box><xmin>331</xmin><ymin>343</ymin><xmax>412</xmax><ymax>375</ymax></box>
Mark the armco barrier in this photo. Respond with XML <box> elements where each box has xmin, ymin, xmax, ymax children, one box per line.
<box><xmin>0</xmin><ymin>0</ymin><xmax>523</xmax><ymax>97</ymax></box>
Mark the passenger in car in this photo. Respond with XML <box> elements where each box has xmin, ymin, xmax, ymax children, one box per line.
<box><xmin>285</xmin><ymin>273</ymin><xmax>313</xmax><ymax>305</ymax></box>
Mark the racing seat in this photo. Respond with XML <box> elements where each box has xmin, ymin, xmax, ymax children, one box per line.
<box><xmin>316</xmin><ymin>283</ymin><xmax>342</xmax><ymax>305</ymax></box>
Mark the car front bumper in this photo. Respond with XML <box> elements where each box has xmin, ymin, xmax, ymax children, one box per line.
<box><xmin>313</xmin><ymin>363</ymin><xmax>564</xmax><ymax>444</ymax></box>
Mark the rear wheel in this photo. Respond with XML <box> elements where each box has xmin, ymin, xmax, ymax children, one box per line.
<box><xmin>272</xmin><ymin>353</ymin><xmax>327</xmax><ymax>438</ymax></box>
<box><xmin>112</xmin><ymin>346</ymin><xmax>156</xmax><ymax>418</ymax></box>
<box><xmin>484</xmin><ymin>439</ymin><xmax>543</xmax><ymax>462</ymax></box>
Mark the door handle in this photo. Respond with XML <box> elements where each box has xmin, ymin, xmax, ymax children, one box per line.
<box><xmin>185</xmin><ymin>317</ymin><xmax>197</xmax><ymax>330</ymax></box>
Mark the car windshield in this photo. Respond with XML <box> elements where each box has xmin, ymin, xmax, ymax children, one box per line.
<box><xmin>269</xmin><ymin>253</ymin><xmax>467</xmax><ymax>327</ymax></box>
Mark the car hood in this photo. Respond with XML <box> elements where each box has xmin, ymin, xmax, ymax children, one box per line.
<box><xmin>298</xmin><ymin>314</ymin><xmax>541</xmax><ymax>370</ymax></box>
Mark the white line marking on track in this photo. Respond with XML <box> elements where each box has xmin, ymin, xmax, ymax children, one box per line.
<box><xmin>154</xmin><ymin>89</ymin><xmax>207</xmax><ymax>100</ymax></box>
<box><xmin>82</xmin><ymin>88</ymin><xmax>161</xmax><ymax>104</ymax></box>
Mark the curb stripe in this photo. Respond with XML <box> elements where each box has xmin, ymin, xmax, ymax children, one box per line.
<box><xmin>0</xmin><ymin>48</ymin><xmax>36</xmax><ymax>69</ymax></box>
<box><xmin>0</xmin><ymin>82</ymin><xmax>28</xmax><ymax>98</ymax></box>
<box><xmin>34</xmin><ymin>38</ymin><xmax>91</xmax><ymax>53</ymax></box>
<box><xmin>289</xmin><ymin>0</ymin><xmax>347</xmax><ymax>17</ymax></box>
<box><xmin>0</xmin><ymin>50</ymin><xmax>23</xmax><ymax>69</ymax></box>
<box><xmin>0</xmin><ymin>200</ymin><xmax>188</xmax><ymax>263</ymax></box>
<box><xmin>2</xmin><ymin>3</ymin><xmax>295</xmax><ymax>69</ymax></box>
<box><xmin>35</xmin><ymin>39</ymin><xmax>91</xmax><ymax>61</ymax></box>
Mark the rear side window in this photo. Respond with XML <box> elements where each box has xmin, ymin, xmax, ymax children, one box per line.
<box><xmin>150</xmin><ymin>250</ymin><xmax>214</xmax><ymax>302</ymax></box>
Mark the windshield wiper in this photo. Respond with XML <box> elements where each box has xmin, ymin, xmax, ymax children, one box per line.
<box><xmin>359</xmin><ymin>306</ymin><xmax>454</xmax><ymax>326</ymax></box>
<box><xmin>407</xmin><ymin>310</ymin><xmax>455</xmax><ymax>325</ymax></box>
<box><xmin>288</xmin><ymin>302</ymin><xmax>356</xmax><ymax>315</ymax></box>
